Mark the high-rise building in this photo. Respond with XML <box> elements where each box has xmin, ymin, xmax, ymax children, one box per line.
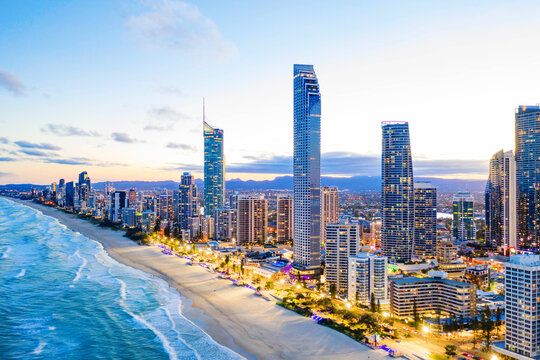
<box><xmin>381</xmin><ymin>121</ymin><xmax>414</xmax><ymax>262</ymax></box>
<box><xmin>325</xmin><ymin>218</ymin><xmax>362</xmax><ymax>294</ymax></box>
<box><xmin>485</xmin><ymin>149</ymin><xmax>517</xmax><ymax>249</ymax></box>
<box><xmin>370</xmin><ymin>219</ymin><xmax>382</xmax><ymax>249</ymax></box>
<box><xmin>214</xmin><ymin>207</ymin><xmax>237</xmax><ymax>241</ymax></box>
<box><xmin>276</xmin><ymin>195</ymin><xmax>293</xmax><ymax>243</ymax></box>
<box><xmin>229</xmin><ymin>192</ymin><xmax>239</xmax><ymax>210</ymax></box>
<box><xmin>414</xmin><ymin>182</ymin><xmax>437</xmax><ymax>257</ymax></box>
<box><xmin>65</xmin><ymin>181</ymin><xmax>75</xmax><ymax>208</ymax></box>
<box><xmin>178</xmin><ymin>172</ymin><xmax>198</xmax><ymax>234</ymax></box>
<box><xmin>57</xmin><ymin>178</ymin><xmax>65</xmax><ymax>207</ymax></box>
<box><xmin>203</xmin><ymin>103</ymin><xmax>224</xmax><ymax>216</ymax></box>
<box><xmin>158</xmin><ymin>193</ymin><xmax>171</xmax><ymax>220</ymax></box>
<box><xmin>494</xmin><ymin>255</ymin><xmax>540</xmax><ymax>359</ymax></box>
<box><xmin>78</xmin><ymin>171</ymin><xmax>91</xmax><ymax>208</ymax></box>
<box><xmin>321</xmin><ymin>186</ymin><xmax>339</xmax><ymax>245</ymax></box>
<box><xmin>237</xmin><ymin>195</ymin><xmax>268</xmax><ymax>245</ymax></box>
<box><xmin>110</xmin><ymin>191</ymin><xmax>127</xmax><ymax>223</ymax></box>
<box><xmin>293</xmin><ymin>64</ymin><xmax>321</xmax><ymax>275</ymax></box>
<box><xmin>452</xmin><ymin>191</ymin><xmax>476</xmax><ymax>241</ymax></box>
<box><xmin>348</xmin><ymin>253</ymin><xmax>389</xmax><ymax>305</ymax></box>
<box><xmin>515</xmin><ymin>106</ymin><xmax>540</xmax><ymax>248</ymax></box>
<box><xmin>128</xmin><ymin>188</ymin><xmax>137</xmax><ymax>207</ymax></box>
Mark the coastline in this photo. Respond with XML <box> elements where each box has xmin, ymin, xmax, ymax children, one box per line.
<box><xmin>4</xmin><ymin>198</ymin><xmax>389</xmax><ymax>360</ymax></box>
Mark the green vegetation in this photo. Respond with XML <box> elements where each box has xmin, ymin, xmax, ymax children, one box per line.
<box><xmin>444</xmin><ymin>345</ymin><xmax>457</xmax><ymax>358</ymax></box>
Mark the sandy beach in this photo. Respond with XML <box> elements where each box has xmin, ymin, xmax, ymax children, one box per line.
<box><xmin>6</xmin><ymin>198</ymin><xmax>391</xmax><ymax>360</ymax></box>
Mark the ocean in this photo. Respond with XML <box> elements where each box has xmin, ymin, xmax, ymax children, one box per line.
<box><xmin>0</xmin><ymin>198</ymin><xmax>243</xmax><ymax>360</ymax></box>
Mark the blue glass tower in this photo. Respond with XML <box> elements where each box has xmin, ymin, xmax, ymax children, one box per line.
<box><xmin>293</xmin><ymin>64</ymin><xmax>321</xmax><ymax>273</ymax></box>
<box><xmin>203</xmin><ymin>104</ymin><xmax>224</xmax><ymax>216</ymax></box>
<box><xmin>515</xmin><ymin>105</ymin><xmax>540</xmax><ymax>248</ymax></box>
<box><xmin>381</xmin><ymin>122</ymin><xmax>414</xmax><ymax>262</ymax></box>
<box><xmin>413</xmin><ymin>182</ymin><xmax>437</xmax><ymax>257</ymax></box>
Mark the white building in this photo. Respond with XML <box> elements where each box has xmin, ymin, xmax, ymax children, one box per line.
<box><xmin>325</xmin><ymin>217</ymin><xmax>361</xmax><ymax>294</ymax></box>
<box><xmin>321</xmin><ymin>186</ymin><xmax>339</xmax><ymax>245</ymax></box>
<box><xmin>494</xmin><ymin>255</ymin><xmax>540</xmax><ymax>360</ymax></box>
<box><xmin>348</xmin><ymin>252</ymin><xmax>389</xmax><ymax>305</ymax></box>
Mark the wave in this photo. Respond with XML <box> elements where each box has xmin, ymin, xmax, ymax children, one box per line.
<box><xmin>73</xmin><ymin>254</ymin><xmax>87</xmax><ymax>283</ymax></box>
<box><xmin>31</xmin><ymin>341</ymin><xmax>46</xmax><ymax>354</ymax></box>
<box><xmin>15</xmin><ymin>269</ymin><xmax>26</xmax><ymax>278</ymax></box>
<box><xmin>115</xmin><ymin>277</ymin><xmax>179</xmax><ymax>360</ymax></box>
<box><xmin>1</xmin><ymin>246</ymin><xmax>12</xmax><ymax>258</ymax></box>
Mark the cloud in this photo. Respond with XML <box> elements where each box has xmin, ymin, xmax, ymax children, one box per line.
<box><xmin>111</xmin><ymin>132</ymin><xmax>141</xmax><ymax>143</ymax></box>
<box><xmin>0</xmin><ymin>137</ymin><xmax>8</xmax><ymax>144</ymax></box>
<box><xmin>14</xmin><ymin>141</ymin><xmax>61</xmax><ymax>151</ymax></box>
<box><xmin>166</xmin><ymin>142</ymin><xmax>196</xmax><ymax>151</ymax></box>
<box><xmin>148</xmin><ymin>106</ymin><xmax>190</xmax><ymax>121</ymax></box>
<box><xmin>0</xmin><ymin>172</ymin><xmax>11</xmax><ymax>177</ymax></box>
<box><xmin>144</xmin><ymin>124</ymin><xmax>174</xmax><ymax>131</ymax></box>
<box><xmin>226</xmin><ymin>152</ymin><xmax>488</xmax><ymax>178</ymax></box>
<box><xmin>0</xmin><ymin>70</ymin><xmax>25</xmax><ymax>95</ymax></box>
<box><xmin>126</xmin><ymin>0</ymin><xmax>237</xmax><ymax>59</ymax></box>
<box><xmin>19</xmin><ymin>149</ymin><xmax>50</xmax><ymax>157</ymax></box>
<box><xmin>163</xmin><ymin>162</ymin><xmax>202</xmax><ymax>172</ymax></box>
<box><xmin>42</xmin><ymin>124</ymin><xmax>100</xmax><ymax>137</ymax></box>
<box><xmin>158</xmin><ymin>86</ymin><xmax>185</xmax><ymax>96</ymax></box>
<box><xmin>43</xmin><ymin>158</ymin><xmax>92</xmax><ymax>165</ymax></box>
<box><xmin>0</xmin><ymin>157</ymin><xmax>15</xmax><ymax>161</ymax></box>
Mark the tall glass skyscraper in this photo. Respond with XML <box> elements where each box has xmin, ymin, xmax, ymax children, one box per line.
<box><xmin>485</xmin><ymin>149</ymin><xmax>517</xmax><ymax>249</ymax></box>
<box><xmin>203</xmin><ymin>105</ymin><xmax>224</xmax><ymax>216</ymax></box>
<box><xmin>452</xmin><ymin>191</ymin><xmax>476</xmax><ymax>241</ymax></box>
<box><xmin>381</xmin><ymin>122</ymin><xmax>414</xmax><ymax>263</ymax></box>
<box><xmin>413</xmin><ymin>182</ymin><xmax>437</xmax><ymax>258</ymax></box>
<box><xmin>515</xmin><ymin>105</ymin><xmax>540</xmax><ymax>248</ymax></box>
<box><xmin>293</xmin><ymin>64</ymin><xmax>321</xmax><ymax>274</ymax></box>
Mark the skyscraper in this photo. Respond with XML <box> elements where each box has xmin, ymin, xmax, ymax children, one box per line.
<box><xmin>110</xmin><ymin>191</ymin><xmax>127</xmax><ymax>223</ymax></box>
<box><xmin>214</xmin><ymin>207</ymin><xmax>237</xmax><ymax>241</ymax></box>
<box><xmin>65</xmin><ymin>181</ymin><xmax>75</xmax><ymax>208</ymax></box>
<box><xmin>414</xmin><ymin>182</ymin><xmax>437</xmax><ymax>257</ymax></box>
<box><xmin>178</xmin><ymin>172</ymin><xmax>198</xmax><ymax>233</ymax></box>
<box><xmin>276</xmin><ymin>195</ymin><xmax>293</xmax><ymax>243</ymax></box>
<box><xmin>452</xmin><ymin>191</ymin><xmax>476</xmax><ymax>241</ymax></box>
<box><xmin>78</xmin><ymin>171</ymin><xmax>91</xmax><ymax>208</ymax></box>
<box><xmin>494</xmin><ymin>255</ymin><xmax>540</xmax><ymax>359</ymax></box>
<box><xmin>515</xmin><ymin>105</ymin><xmax>540</xmax><ymax>248</ymax></box>
<box><xmin>237</xmin><ymin>196</ymin><xmax>268</xmax><ymax>245</ymax></box>
<box><xmin>325</xmin><ymin>217</ymin><xmax>362</xmax><ymax>294</ymax></box>
<box><xmin>321</xmin><ymin>186</ymin><xmax>339</xmax><ymax>245</ymax></box>
<box><xmin>203</xmin><ymin>102</ymin><xmax>224</xmax><ymax>216</ymax></box>
<box><xmin>293</xmin><ymin>64</ymin><xmax>321</xmax><ymax>275</ymax></box>
<box><xmin>381</xmin><ymin>121</ymin><xmax>414</xmax><ymax>263</ymax></box>
<box><xmin>485</xmin><ymin>149</ymin><xmax>517</xmax><ymax>249</ymax></box>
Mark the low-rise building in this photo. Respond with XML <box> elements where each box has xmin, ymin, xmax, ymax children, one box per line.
<box><xmin>390</xmin><ymin>271</ymin><xmax>476</xmax><ymax>318</ymax></box>
<box><xmin>347</xmin><ymin>252</ymin><xmax>389</xmax><ymax>306</ymax></box>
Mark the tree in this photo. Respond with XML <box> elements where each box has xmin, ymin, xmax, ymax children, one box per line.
<box><xmin>377</xmin><ymin>299</ymin><xmax>381</xmax><ymax>314</ymax></box>
<box><xmin>164</xmin><ymin>223</ymin><xmax>171</xmax><ymax>238</ymax></box>
<box><xmin>172</xmin><ymin>225</ymin><xmax>179</xmax><ymax>239</ymax></box>
<box><xmin>413</xmin><ymin>298</ymin><xmax>420</xmax><ymax>329</ymax></box>
<box><xmin>370</xmin><ymin>292</ymin><xmax>376</xmax><ymax>313</ymax></box>
<box><xmin>471</xmin><ymin>316</ymin><xmax>479</xmax><ymax>349</ymax></box>
<box><xmin>495</xmin><ymin>307</ymin><xmax>502</xmax><ymax>336</ymax></box>
<box><xmin>444</xmin><ymin>345</ymin><xmax>457</xmax><ymax>358</ymax></box>
<box><xmin>154</xmin><ymin>218</ymin><xmax>161</xmax><ymax>233</ymax></box>
<box><xmin>240</xmin><ymin>262</ymin><xmax>244</xmax><ymax>275</ymax></box>
<box><xmin>265</xmin><ymin>280</ymin><xmax>274</xmax><ymax>289</ymax></box>
<box><xmin>329</xmin><ymin>283</ymin><xmax>337</xmax><ymax>299</ymax></box>
<box><xmin>480</xmin><ymin>305</ymin><xmax>494</xmax><ymax>351</ymax></box>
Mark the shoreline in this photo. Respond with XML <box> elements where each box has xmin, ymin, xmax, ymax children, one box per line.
<box><xmin>5</xmin><ymin>197</ymin><xmax>390</xmax><ymax>360</ymax></box>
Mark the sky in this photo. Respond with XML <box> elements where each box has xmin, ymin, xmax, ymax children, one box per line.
<box><xmin>2</xmin><ymin>0</ymin><xmax>540</xmax><ymax>185</ymax></box>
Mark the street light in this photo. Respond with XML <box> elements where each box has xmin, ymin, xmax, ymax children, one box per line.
<box><xmin>491</xmin><ymin>356</ymin><xmax>498</xmax><ymax>360</ymax></box>
<box><xmin>345</xmin><ymin>302</ymin><xmax>351</xmax><ymax>309</ymax></box>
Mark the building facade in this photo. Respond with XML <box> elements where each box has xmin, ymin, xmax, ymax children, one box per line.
<box><xmin>348</xmin><ymin>252</ymin><xmax>389</xmax><ymax>305</ymax></box>
<box><xmin>110</xmin><ymin>191</ymin><xmax>127</xmax><ymax>223</ymax></box>
<box><xmin>203</xmin><ymin>113</ymin><xmax>225</xmax><ymax>216</ymax></box>
<box><xmin>381</xmin><ymin>121</ymin><xmax>414</xmax><ymax>262</ymax></box>
<box><xmin>214</xmin><ymin>207</ymin><xmax>237</xmax><ymax>241</ymax></box>
<box><xmin>390</xmin><ymin>273</ymin><xmax>476</xmax><ymax>318</ymax></box>
<box><xmin>293</xmin><ymin>64</ymin><xmax>321</xmax><ymax>274</ymax></box>
<box><xmin>486</xmin><ymin>149</ymin><xmax>517</xmax><ymax>249</ymax></box>
<box><xmin>414</xmin><ymin>182</ymin><xmax>437</xmax><ymax>257</ymax></box>
<box><xmin>276</xmin><ymin>195</ymin><xmax>293</xmax><ymax>243</ymax></box>
<box><xmin>515</xmin><ymin>106</ymin><xmax>540</xmax><ymax>249</ymax></box>
<box><xmin>499</xmin><ymin>255</ymin><xmax>540</xmax><ymax>359</ymax></box>
<box><xmin>237</xmin><ymin>196</ymin><xmax>268</xmax><ymax>245</ymax></box>
<box><xmin>325</xmin><ymin>218</ymin><xmax>362</xmax><ymax>294</ymax></box>
<box><xmin>453</xmin><ymin>191</ymin><xmax>476</xmax><ymax>241</ymax></box>
<box><xmin>178</xmin><ymin>172</ymin><xmax>198</xmax><ymax>234</ymax></box>
<box><xmin>321</xmin><ymin>186</ymin><xmax>339</xmax><ymax>245</ymax></box>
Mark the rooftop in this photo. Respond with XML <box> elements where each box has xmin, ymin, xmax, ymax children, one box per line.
<box><xmin>508</xmin><ymin>254</ymin><xmax>540</xmax><ymax>267</ymax></box>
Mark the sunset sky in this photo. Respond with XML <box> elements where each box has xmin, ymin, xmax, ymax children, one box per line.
<box><xmin>2</xmin><ymin>0</ymin><xmax>540</xmax><ymax>184</ymax></box>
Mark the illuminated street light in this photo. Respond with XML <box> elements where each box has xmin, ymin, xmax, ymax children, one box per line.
<box><xmin>345</xmin><ymin>302</ymin><xmax>351</xmax><ymax>309</ymax></box>
<box><xmin>491</xmin><ymin>356</ymin><xmax>498</xmax><ymax>360</ymax></box>
<box><xmin>422</xmin><ymin>325</ymin><xmax>429</xmax><ymax>334</ymax></box>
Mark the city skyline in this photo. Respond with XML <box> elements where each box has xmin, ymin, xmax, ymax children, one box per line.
<box><xmin>3</xmin><ymin>1</ymin><xmax>540</xmax><ymax>184</ymax></box>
